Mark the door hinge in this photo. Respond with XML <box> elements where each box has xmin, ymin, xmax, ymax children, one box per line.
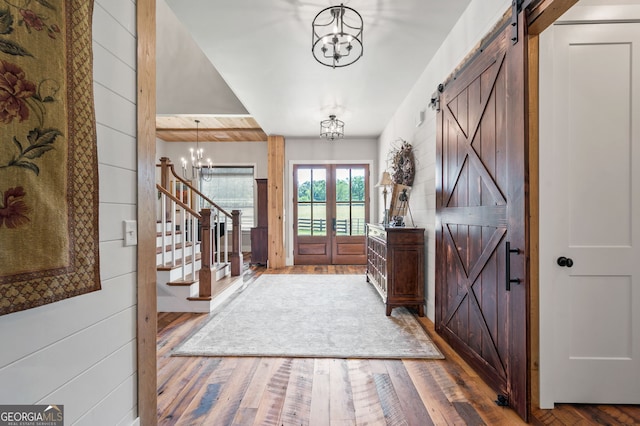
<box><xmin>429</xmin><ymin>83</ymin><xmax>444</xmax><ymax>112</ymax></box>
<box><xmin>511</xmin><ymin>0</ymin><xmax>535</xmax><ymax>44</ymax></box>
<box><xmin>511</xmin><ymin>0</ymin><xmax>521</xmax><ymax>45</ymax></box>
<box><xmin>495</xmin><ymin>394</ymin><xmax>509</xmax><ymax>407</ymax></box>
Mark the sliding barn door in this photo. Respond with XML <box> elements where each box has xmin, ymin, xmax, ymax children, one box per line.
<box><xmin>436</xmin><ymin>20</ymin><xmax>528</xmax><ymax>420</ymax></box>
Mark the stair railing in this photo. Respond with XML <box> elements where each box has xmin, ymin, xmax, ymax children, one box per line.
<box><xmin>157</xmin><ymin>157</ymin><xmax>243</xmax><ymax>298</ymax></box>
<box><xmin>157</xmin><ymin>185</ymin><xmax>201</xmax><ymax>280</ymax></box>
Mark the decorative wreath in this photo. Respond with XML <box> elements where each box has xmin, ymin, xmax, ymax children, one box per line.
<box><xmin>389</xmin><ymin>139</ymin><xmax>415</xmax><ymax>186</ymax></box>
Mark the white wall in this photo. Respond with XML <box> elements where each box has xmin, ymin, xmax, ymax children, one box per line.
<box><xmin>160</xmin><ymin>140</ymin><xmax>268</xmax><ymax>179</ymax></box>
<box><xmin>378</xmin><ymin>0</ymin><xmax>512</xmax><ymax>320</ymax></box>
<box><xmin>0</xmin><ymin>1</ymin><xmax>138</xmax><ymax>425</ymax></box>
<box><xmin>285</xmin><ymin>137</ymin><xmax>378</xmax><ymax>265</ymax></box>
<box><xmin>156</xmin><ymin>0</ymin><xmax>248</xmax><ymax>115</ymax></box>
<box><xmin>160</xmin><ymin>139</ymin><xmax>268</xmax><ymax>251</ymax></box>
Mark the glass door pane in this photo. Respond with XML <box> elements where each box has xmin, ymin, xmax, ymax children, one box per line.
<box><xmin>335</xmin><ymin>167</ymin><xmax>366</xmax><ymax>236</ymax></box>
<box><xmin>296</xmin><ymin>167</ymin><xmax>327</xmax><ymax>236</ymax></box>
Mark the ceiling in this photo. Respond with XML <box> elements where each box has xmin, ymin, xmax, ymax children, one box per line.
<box><xmin>161</xmin><ymin>0</ymin><xmax>473</xmax><ymax>140</ymax></box>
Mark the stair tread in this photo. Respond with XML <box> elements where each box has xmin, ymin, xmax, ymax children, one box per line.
<box><xmin>187</xmin><ymin>296</ymin><xmax>212</xmax><ymax>301</ymax></box>
<box><xmin>167</xmin><ymin>270</ymin><xmax>200</xmax><ymax>286</ymax></box>
<box><xmin>156</xmin><ymin>230</ymin><xmax>183</xmax><ymax>237</ymax></box>
<box><xmin>157</xmin><ymin>253</ymin><xmax>202</xmax><ymax>271</ymax></box>
<box><xmin>156</xmin><ymin>241</ymin><xmax>196</xmax><ymax>255</ymax></box>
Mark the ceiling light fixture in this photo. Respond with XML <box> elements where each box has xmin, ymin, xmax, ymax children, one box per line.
<box><xmin>181</xmin><ymin>119</ymin><xmax>213</xmax><ymax>182</ymax></box>
<box><xmin>312</xmin><ymin>3</ymin><xmax>363</xmax><ymax>68</ymax></box>
<box><xmin>320</xmin><ymin>115</ymin><xmax>345</xmax><ymax>140</ymax></box>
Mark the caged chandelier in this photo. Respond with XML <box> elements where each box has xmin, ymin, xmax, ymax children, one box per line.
<box><xmin>311</xmin><ymin>3</ymin><xmax>363</xmax><ymax>68</ymax></box>
<box><xmin>320</xmin><ymin>114</ymin><xmax>344</xmax><ymax>140</ymax></box>
<box><xmin>181</xmin><ymin>119</ymin><xmax>213</xmax><ymax>182</ymax></box>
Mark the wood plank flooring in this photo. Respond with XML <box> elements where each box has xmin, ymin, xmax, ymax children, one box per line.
<box><xmin>158</xmin><ymin>265</ymin><xmax>640</xmax><ymax>425</ymax></box>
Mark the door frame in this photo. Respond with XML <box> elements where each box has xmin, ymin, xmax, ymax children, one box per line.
<box><xmin>535</xmin><ymin>3</ymin><xmax>640</xmax><ymax>408</ymax></box>
<box><xmin>292</xmin><ymin>163</ymin><xmax>370</xmax><ymax>265</ymax></box>
<box><xmin>135</xmin><ymin>0</ymin><xmax>579</xmax><ymax>423</ymax></box>
<box><xmin>287</xmin><ymin>160</ymin><xmax>374</xmax><ymax>266</ymax></box>
<box><xmin>526</xmin><ymin>0</ymin><xmax>579</xmax><ymax>411</ymax></box>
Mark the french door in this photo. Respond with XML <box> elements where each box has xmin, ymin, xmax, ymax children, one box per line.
<box><xmin>293</xmin><ymin>164</ymin><xmax>369</xmax><ymax>265</ymax></box>
<box><xmin>436</xmin><ymin>18</ymin><xmax>529</xmax><ymax>420</ymax></box>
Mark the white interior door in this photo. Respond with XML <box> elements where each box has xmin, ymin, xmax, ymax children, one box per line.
<box><xmin>539</xmin><ymin>22</ymin><xmax>640</xmax><ymax>406</ymax></box>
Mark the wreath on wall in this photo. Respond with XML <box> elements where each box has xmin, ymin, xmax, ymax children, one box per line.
<box><xmin>389</xmin><ymin>139</ymin><xmax>415</xmax><ymax>186</ymax></box>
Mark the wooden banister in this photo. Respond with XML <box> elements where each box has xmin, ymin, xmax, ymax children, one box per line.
<box><xmin>156</xmin><ymin>185</ymin><xmax>200</xmax><ymax>218</ymax></box>
<box><xmin>158</xmin><ymin>157</ymin><xmax>231</xmax><ymax>218</ymax></box>
<box><xmin>157</xmin><ymin>157</ymin><xmax>241</xmax><ymax>301</ymax></box>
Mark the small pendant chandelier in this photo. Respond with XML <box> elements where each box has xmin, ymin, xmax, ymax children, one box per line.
<box><xmin>181</xmin><ymin>119</ymin><xmax>213</xmax><ymax>182</ymax></box>
<box><xmin>312</xmin><ymin>3</ymin><xmax>363</xmax><ymax>68</ymax></box>
<box><xmin>320</xmin><ymin>115</ymin><xmax>344</xmax><ymax>141</ymax></box>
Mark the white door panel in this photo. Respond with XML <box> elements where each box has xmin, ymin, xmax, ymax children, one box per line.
<box><xmin>540</xmin><ymin>22</ymin><xmax>640</xmax><ymax>406</ymax></box>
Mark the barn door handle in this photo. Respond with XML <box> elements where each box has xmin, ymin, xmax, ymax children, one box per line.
<box><xmin>557</xmin><ymin>256</ymin><xmax>574</xmax><ymax>268</ymax></box>
<box><xmin>506</xmin><ymin>241</ymin><xmax>522</xmax><ymax>291</ymax></box>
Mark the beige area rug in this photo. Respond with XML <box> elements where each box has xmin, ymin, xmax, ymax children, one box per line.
<box><xmin>174</xmin><ymin>274</ymin><xmax>444</xmax><ymax>359</ymax></box>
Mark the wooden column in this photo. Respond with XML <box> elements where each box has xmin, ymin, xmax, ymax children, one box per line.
<box><xmin>231</xmin><ymin>210</ymin><xmax>243</xmax><ymax>275</ymax></box>
<box><xmin>199</xmin><ymin>209</ymin><xmax>212</xmax><ymax>298</ymax></box>
<box><xmin>136</xmin><ymin>0</ymin><xmax>157</xmax><ymax>423</ymax></box>
<box><xmin>267</xmin><ymin>135</ymin><xmax>286</xmax><ymax>269</ymax></box>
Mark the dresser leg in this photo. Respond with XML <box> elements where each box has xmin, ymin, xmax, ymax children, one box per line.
<box><xmin>386</xmin><ymin>305</ymin><xmax>392</xmax><ymax>316</ymax></box>
<box><xmin>418</xmin><ymin>304</ymin><xmax>424</xmax><ymax>317</ymax></box>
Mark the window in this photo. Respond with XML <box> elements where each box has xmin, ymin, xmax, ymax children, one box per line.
<box><xmin>200</xmin><ymin>166</ymin><xmax>255</xmax><ymax>230</ymax></box>
<box><xmin>296</xmin><ymin>167</ymin><xmax>327</xmax><ymax>236</ymax></box>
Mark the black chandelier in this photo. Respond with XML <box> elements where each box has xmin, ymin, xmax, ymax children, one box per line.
<box><xmin>320</xmin><ymin>115</ymin><xmax>344</xmax><ymax>140</ymax></box>
<box><xmin>311</xmin><ymin>3</ymin><xmax>363</xmax><ymax>68</ymax></box>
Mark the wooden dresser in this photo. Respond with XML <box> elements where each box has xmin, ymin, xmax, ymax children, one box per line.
<box><xmin>365</xmin><ymin>224</ymin><xmax>425</xmax><ymax>316</ymax></box>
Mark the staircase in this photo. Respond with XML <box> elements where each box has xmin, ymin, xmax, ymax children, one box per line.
<box><xmin>156</xmin><ymin>157</ymin><xmax>244</xmax><ymax>312</ymax></box>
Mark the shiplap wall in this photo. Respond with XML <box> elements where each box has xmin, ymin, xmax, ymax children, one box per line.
<box><xmin>0</xmin><ymin>1</ymin><xmax>139</xmax><ymax>425</ymax></box>
<box><xmin>378</xmin><ymin>0</ymin><xmax>512</xmax><ymax>320</ymax></box>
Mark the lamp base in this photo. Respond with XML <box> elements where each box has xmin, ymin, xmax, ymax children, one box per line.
<box><xmin>381</xmin><ymin>209</ymin><xmax>389</xmax><ymax>226</ymax></box>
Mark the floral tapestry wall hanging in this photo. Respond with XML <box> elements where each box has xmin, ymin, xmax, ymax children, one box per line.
<box><xmin>0</xmin><ymin>0</ymin><xmax>100</xmax><ymax>315</ymax></box>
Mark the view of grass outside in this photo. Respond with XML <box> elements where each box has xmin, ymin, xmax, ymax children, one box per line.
<box><xmin>296</xmin><ymin>167</ymin><xmax>366</xmax><ymax>236</ymax></box>
<box><xmin>296</xmin><ymin>204</ymin><xmax>366</xmax><ymax>236</ymax></box>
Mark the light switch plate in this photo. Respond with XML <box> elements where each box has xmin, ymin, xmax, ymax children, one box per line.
<box><xmin>124</xmin><ymin>220</ymin><xmax>137</xmax><ymax>246</ymax></box>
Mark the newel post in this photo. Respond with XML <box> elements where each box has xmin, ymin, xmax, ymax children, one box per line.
<box><xmin>159</xmin><ymin>156</ymin><xmax>171</xmax><ymax>189</ymax></box>
<box><xmin>199</xmin><ymin>208</ymin><xmax>212</xmax><ymax>298</ymax></box>
<box><xmin>159</xmin><ymin>157</ymin><xmax>172</xmax><ymax>221</ymax></box>
<box><xmin>231</xmin><ymin>210</ymin><xmax>243</xmax><ymax>276</ymax></box>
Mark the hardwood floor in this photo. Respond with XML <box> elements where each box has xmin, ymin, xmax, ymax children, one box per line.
<box><xmin>157</xmin><ymin>265</ymin><xmax>640</xmax><ymax>425</ymax></box>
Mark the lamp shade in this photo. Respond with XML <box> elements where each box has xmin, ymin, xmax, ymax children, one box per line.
<box><xmin>376</xmin><ymin>171</ymin><xmax>393</xmax><ymax>187</ymax></box>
